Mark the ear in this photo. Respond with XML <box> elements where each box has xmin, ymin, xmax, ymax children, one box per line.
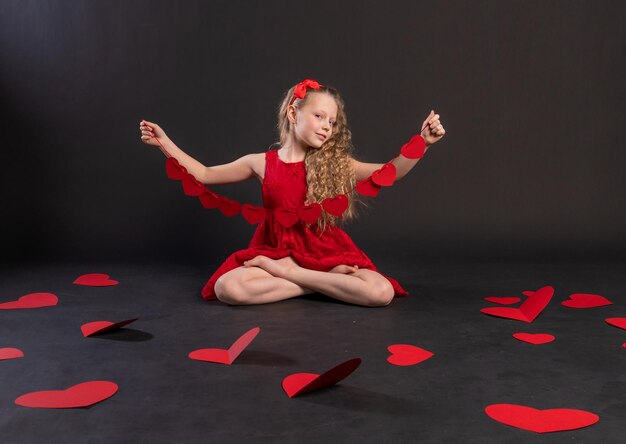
<box><xmin>287</xmin><ymin>105</ymin><xmax>297</xmax><ymax>125</ymax></box>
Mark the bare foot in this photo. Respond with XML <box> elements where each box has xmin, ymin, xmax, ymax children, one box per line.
<box><xmin>328</xmin><ymin>264</ymin><xmax>359</xmax><ymax>274</ymax></box>
<box><xmin>243</xmin><ymin>255</ymin><xmax>301</xmax><ymax>278</ymax></box>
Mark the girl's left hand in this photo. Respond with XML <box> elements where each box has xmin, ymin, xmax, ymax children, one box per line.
<box><xmin>420</xmin><ymin>110</ymin><xmax>446</xmax><ymax>146</ymax></box>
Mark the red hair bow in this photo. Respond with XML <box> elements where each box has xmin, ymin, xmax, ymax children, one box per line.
<box><xmin>290</xmin><ymin>79</ymin><xmax>322</xmax><ymax>105</ymax></box>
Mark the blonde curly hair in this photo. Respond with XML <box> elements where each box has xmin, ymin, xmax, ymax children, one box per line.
<box><xmin>275</xmin><ymin>83</ymin><xmax>360</xmax><ymax>232</ymax></box>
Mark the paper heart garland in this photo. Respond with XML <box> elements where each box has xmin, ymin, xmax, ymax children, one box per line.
<box><xmin>15</xmin><ymin>381</ymin><xmax>118</xmax><ymax>409</ymax></box>
<box><xmin>481</xmin><ymin>286</ymin><xmax>554</xmax><ymax>322</ymax></box>
<box><xmin>387</xmin><ymin>344</ymin><xmax>434</xmax><ymax>366</ymax></box>
<box><xmin>73</xmin><ymin>274</ymin><xmax>119</xmax><ymax>287</ymax></box>
<box><xmin>562</xmin><ymin>294</ymin><xmax>612</xmax><ymax>309</ymax></box>
<box><xmin>0</xmin><ymin>348</ymin><xmax>24</xmax><ymax>361</ymax></box>
<box><xmin>189</xmin><ymin>327</ymin><xmax>260</xmax><ymax>365</ymax></box>
<box><xmin>484</xmin><ymin>296</ymin><xmax>521</xmax><ymax>305</ymax></box>
<box><xmin>165</xmin><ymin>157</ymin><xmax>188</xmax><ymax>179</ymax></box>
<box><xmin>485</xmin><ymin>404</ymin><xmax>599</xmax><ymax>433</ymax></box>
<box><xmin>81</xmin><ymin>318</ymin><xmax>139</xmax><ymax>337</ymax></box>
<box><xmin>605</xmin><ymin>317</ymin><xmax>626</xmax><ymax>330</ymax></box>
<box><xmin>282</xmin><ymin>358</ymin><xmax>361</xmax><ymax>398</ymax></box>
<box><xmin>512</xmin><ymin>333</ymin><xmax>555</xmax><ymax>345</ymax></box>
<box><xmin>0</xmin><ymin>293</ymin><xmax>58</xmax><ymax>310</ymax></box>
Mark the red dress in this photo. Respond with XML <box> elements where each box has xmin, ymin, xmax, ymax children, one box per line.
<box><xmin>201</xmin><ymin>149</ymin><xmax>409</xmax><ymax>300</ymax></box>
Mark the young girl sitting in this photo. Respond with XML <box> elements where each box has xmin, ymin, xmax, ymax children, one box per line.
<box><xmin>140</xmin><ymin>79</ymin><xmax>445</xmax><ymax>307</ymax></box>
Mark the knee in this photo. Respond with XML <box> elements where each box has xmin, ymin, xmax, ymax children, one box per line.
<box><xmin>365</xmin><ymin>280</ymin><xmax>394</xmax><ymax>307</ymax></box>
<box><xmin>214</xmin><ymin>276</ymin><xmax>249</xmax><ymax>305</ymax></box>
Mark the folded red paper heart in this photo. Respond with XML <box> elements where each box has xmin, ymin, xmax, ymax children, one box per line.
<box><xmin>480</xmin><ymin>286</ymin><xmax>554</xmax><ymax>322</ymax></box>
<box><xmin>321</xmin><ymin>195</ymin><xmax>349</xmax><ymax>217</ymax></box>
<box><xmin>241</xmin><ymin>204</ymin><xmax>266</xmax><ymax>224</ymax></box>
<box><xmin>484</xmin><ymin>296</ymin><xmax>521</xmax><ymax>305</ymax></box>
<box><xmin>371</xmin><ymin>163</ymin><xmax>396</xmax><ymax>187</ymax></box>
<box><xmin>400</xmin><ymin>134</ymin><xmax>427</xmax><ymax>159</ymax></box>
<box><xmin>73</xmin><ymin>273</ymin><xmax>119</xmax><ymax>287</ymax></box>
<box><xmin>282</xmin><ymin>358</ymin><xmax>361</xmax><ymax>398</ymax></box>
<box><xmin>81</xmin><ymin>318</ymin><xmax>139</xmax><ymax>337</ymax></box>
<box><xmin>562</xmin><ymin>293</ymin><xmax>612</xmax><ymax>309</ymax></box>
<box><xmin>0</xmin><ymin>293</ymin><xmax>58</xmax><ymax>310</ymax></box>
<box><xmin>188</xmin><ymin>327</ymin><xmax>260</xmax><ymax>365</ymax></box>
<box><xmin>512</xmin><ymin>333</ymin><xmax>555</xmax><ymax>345</ymax></box>
<box><xmin>605</xmin><ymin>317</ymin><xmax>626</xmax><ymax>330</ymax></box>
<box><xmin>386</xmin><ymin>344</ymin><xmax>434</xmax><ymax>366</ymax></box>
<box><xmin>0</xmin><ymin>348</ymin><xmax>24</xmax><ymax>361</ymax></box>
<box><xmin>485</xmin><ymin>404</ymin><xmax>599</xmax><ymax>433</ymax></box>
<box><xmin>15</xmin><ymin>381</ymin><xmax>118</xmax><ymax>409</ymax></box>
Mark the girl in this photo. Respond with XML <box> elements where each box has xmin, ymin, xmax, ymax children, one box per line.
<box><xmin>140</xmin><ymin>79</ymin><xmax>445</xmax><ymax>307</ymax></box>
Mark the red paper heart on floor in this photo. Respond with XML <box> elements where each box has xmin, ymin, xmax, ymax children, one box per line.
<box><xmin>400</xmin><ymin>134</ymin><xmax>427</xmax><ymax>159</ymax></box>
<box><xmin>241</xmin><ymin>204</ymin><xmax>266</xmax><ymax>224</ymax></box>
<box><xmin>513</xmin><ymin>333</ymin><xmax>555</xmax><ymax>345</ymax></box>
<box><xmin>355</xmin><ymin>177</ymin><xmax>381</xmax><ymax>197</ymax></box>
<box><xmin>0</xmin><ymin>293</ymin><xmax>58</xmax><ymax>310</ymax></box>
<box><xmin>562</xmin><ymin>293</ymin><xmax>613</xmax><ymax>309</ymax></box>
<box><xmin>297</xmin><ymin>203</ymin><xmax>322</xmax><ymax>224</ymax></box>
<box><xmin>275</xmin><ymin>208</ymin><xmax>299</xmax><ymax>228</ymax></box>
<box><xmin>481</xmin><ymin>286</ymin><xmax>553</xmax><ymax>322</ymax></box>
<box><xmin>322</xmin><ymin>194</ymin><xmax>348</xmax><ymax>217</ymax></box>
<box><xmin>189</xmin><ymin>327</ymin><xmax>260</xmax><ymax>365</ymax></box>
<box><xmin>387</xmin><ymin>344</ymin><xmax>434</xmax><ymax>366</ymax></box>
<box><xmin>218</xmin><ymin>197</ymin><xmax>241</xmax><ymax>217</ymax></box>
<box><xmin>485</xmin><ymin>404</ymin><xmax>599</xmax><ymax>433</ymax></box>
<box><xmin>198</xmin><ymin>190</ymin><xmax>221</xmax><ymax>209</ymax></box>
<box><xmin>605</xmin><ymin>317</ymin><xmax>626</xmax><ymax>330</ymax></box>
<box><xmin>165</xmin><ymin>157</ymin><xmax>188</xmax><ymax>180</ymax></box>
<box><xmin>484</xmin><ymin>296</ymin><xmax>521</xmax><ymax>305</ymax></box>
<box><xmin>81</xmin><ymin>318</ymin><xmax>139</xmax><ymax>337</ymax></box>
<box><xmin>73</xmin><ymin>273</ymin><xmax>119</xmax><ymax>287</ymax></box>
<box><xmin>0</xmin><ymin>348</ymin><xmax>24</xmax><ymax>360</ymax></box>
<box><xmin>181</xmin><ymin>175</ymin><xmax>206</xmax><ymax>196</ymax></box>
<box><xmin>371</xmin><ymin>163</ymin><xmax>396</xmax><ymax>187</ymax></box>
<box><xmin>282</xmin><ymin>358</ymin><xmax>361</xmax><ymax>398</ymax></box>
<box><xmin>15</xmin><ymin>381</ymin><xmax>118</xmax><ymax>409</ymax></box>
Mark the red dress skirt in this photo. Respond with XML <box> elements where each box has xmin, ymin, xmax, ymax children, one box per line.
<box><xmin>201</xmin><ymin>150</ymin><xmax>409</xmax><ymax>300</ymax></box>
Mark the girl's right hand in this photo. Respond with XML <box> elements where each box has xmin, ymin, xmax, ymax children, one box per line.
<box><xmin>139</xmin><ymin>120</ymin><xmax>168</xmax><ymax>147</ymax></box>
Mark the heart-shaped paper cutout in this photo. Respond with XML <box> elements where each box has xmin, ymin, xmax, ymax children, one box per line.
<box><xmin>0</xmin><ymin>293</ymin><xmax>58</xmax><ymax>310</ymax></box>
<box><xmin>297</xmin><ymin>203</ymin><xmax>322</xmax><ymax>224</ymax></box>
<box><xmin>355</xmin><ymin>177</ymin><xmax>381</xmax><ymax>197</ymax></box>
<box><xmin>199</xmin><ymin>190</ymin><xmax>221</xmax><ymax>209</ymax></box>
<box><xmin>73</xmin><ymin>273</ymin><xmax>119</xmax><ymax>287</ymax></box>
<box><xmin>181</xmin><ymin>175</ymin><xmax>206</xmax><ymax>196</ymax></box>
<box><xmin>371</xmin><ymin>163</ymin><xmax>396</xmax><ymax>187</ymax></box>
<box><xmin>562</xmin><ymin>294</ymin><xmax>613</xmax><ymax>309</ymax></box>
<box><xmin>485</xmin><ymin>404</ymin><xmax>599</xmax><ymax>433</ymax></box>
<box><xmin>484</xmin><ymin>297</ymin><xmax>521</xmax><ymax>305</ymax></box>
<box><xmin>322</xmin><ymin>194</ymin><xmax>348</xmax><ymax>217</ymax></box>
<box><xmin>387</xmin><ymin>344</ymin><xmax>434</xmax><ymax>366</ymax></box>
<box><xmin>189</xmin><ymin>327</ymin><xmax>260</xmax><ymax>365</ymax></box>
<box><xmin>513</xmin><ymin>333</ymin><xmax>555</xmax><ymax>345</ymax></box>
<box><xmin>81</xmin><ymin>318</ymin><xmax>139</xmax><ymax>337</ymax></box>
<box><xmin>241</xmin><ymin>204</ymin><xmax>266</xmax><ymax>224</ymax></box>
<box><xmin>400</xmin><ymin>134</ymin><xmax>427</xmax><ymax>159</ymax></box>
<box><xmin>218</xmin><ymin>197</ymin><xmax>241</xmax><ymax>217</ymax></box>
<box><xmin>481</xmin><ymin>286</ymin><xmax>554</xmax><ymax>322</ymax></box>
<box><xmin>165</xmin><ymin>157</ymin><xmax>188</xmax><ymax>180</ymax></box>
<box><xmin>0</xmin><ymin>348</ymin><xmax>24</xmax><ymax>361</ymax></box>
<box><xmin>15</xmin><ymin>381</ymin><xmax>118</xmax><ymax>409</ymax></box>
<box><xmin>275</xmin><ymin>208</ymin><xmax>299</xmax><ymax>228</ymax></box>
<box><xmin>605</xmin><ymin>317</ymin><xmax>626</xmax><ymax>330</ymax></box>
<box><xmin>282</xmin><ymin>358</ymin><xmax>361</xmax><ymax>398</ymax></box>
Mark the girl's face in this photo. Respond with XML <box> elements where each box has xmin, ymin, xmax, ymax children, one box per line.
<box><xmin>290</xmin><ymin>92</ymin><xmax>338</xmax><ymax>149</ymax></box>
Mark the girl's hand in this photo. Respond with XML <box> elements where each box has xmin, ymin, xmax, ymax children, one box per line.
<box><xmin>420</xmin><ymin>110</ymin><xmax>446</xmax><ymax>146</ymax></box>
<box><xmin>139</xmin><ymin>120</ymin><xmax>169</xmax><ymax>147</ymax></box>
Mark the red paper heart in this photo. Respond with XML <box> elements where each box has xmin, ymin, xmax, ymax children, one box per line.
<box><xmin>387</xmin><ymin>344</ymin><xmax>434</xmax><ymax>366</ymax></box>
<box><xmin>198</xmin><ymin>190</ymin><xmax>221</xmax><ymax>209</ymax></box>
<box><xmin>484</xmin><ymin>297</ymin><xmax>521</xmax><ymax>305</ymax></box>
<box><xmin>181</xmin><ymin>175</ymin><xmax>206</xmax><ymax>196</ymax></box>
<box><xmin>81</xmin><ymin>318</ymin><xmax>139</xmax><ymax>337</ymax></box>
<box><xmin>485</xmin><ymin>404</ymin><xmax>599</xmax><ymax>433</ymax></box>
<box><xmin>15</xmin><ymin>381</ymin><xmax>118</xmax><ymax>409</ymax></box>
<box><xmin>0</xmin><ymin>348</ymin><xmax>24</xmax><ymax>361</ymax></box>
<box><xmin>282</xmin><ymin>358</ymin><xmax>361</xmax><ymax>398</ymax></box>
<box><xmin>322</xmin><ymin>194</ymin><xmax>349</xmax><ymax>217</ymax></box>
<box><xmin>0</xmin><ymin>293</ymin><xmax>58</xmax><ymax>310</ymax></box>
<box><xmin>297</xmin><ymin>203</ymin><xmax>322</xmax><ymax>224</ymax></box>
<box><xmin>481</xmin><ymin>286</ymin><xmax>553</xmax><ymax>322</ymax></box>
<box><xmin>355</xmin><ymin>177</ymin><xmax>381</xmax><ymax>197</ymax></box>
<box><xmin>605</xmin><ymin>317</ymin><xmax>626</xmax><ymax>330</ymax></box>
<box><xmin>189</xmin><ymin>327</ymin><xmax>260</xmax><ymax>365</ymax></box>
<box><xmin>241</xmin><ymin>204</ymin><xmax>267</xmax><ymax>224</ymax></box>
<box><xmin>218</xmin><ymin>197</ymin><xmax>241</xmax><ymax>217</ymax></box>
<box><xmin>371</xmin><ymin>163</ymin><xmax>397</xmax><ymax>187</ymax></box>
<box><xmin>562</xmin><ymin>294</ymin><xmax>613</xmax><ymax>309</ymax></box>
<box><xmin>512</xmin><ymin>333</ymin><xmax>555</xmax><ymax>345</ymax></box>
<box><xmin>275</xmin><ymin>208</ymin><xmax>299</xmax><ymax>228</ymax></box>
<box><xmin>165</xmin><ymin>157</ymin><xmax>188</xmax><ymax>180</ymax></box>
<box><xmin>400</xmin><ymin>134</ymin><xmax>426</xmax><ymax>159</ymax></box>
<box><xmin>73</xmin><ymin>273</ymin><xmax>119</xmax><ymax>287</ymax></box>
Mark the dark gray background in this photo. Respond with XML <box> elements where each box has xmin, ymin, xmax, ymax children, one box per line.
<box><xmin>2</xmin><ymin>0</ymin><xmax>624</xmax><ymax>263</ymax></box>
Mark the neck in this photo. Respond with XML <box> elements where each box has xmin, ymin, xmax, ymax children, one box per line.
<box><xmin>279</xmin><ymin>133</ymin><xmax>309</xmax><ymax>162</ymax></box>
